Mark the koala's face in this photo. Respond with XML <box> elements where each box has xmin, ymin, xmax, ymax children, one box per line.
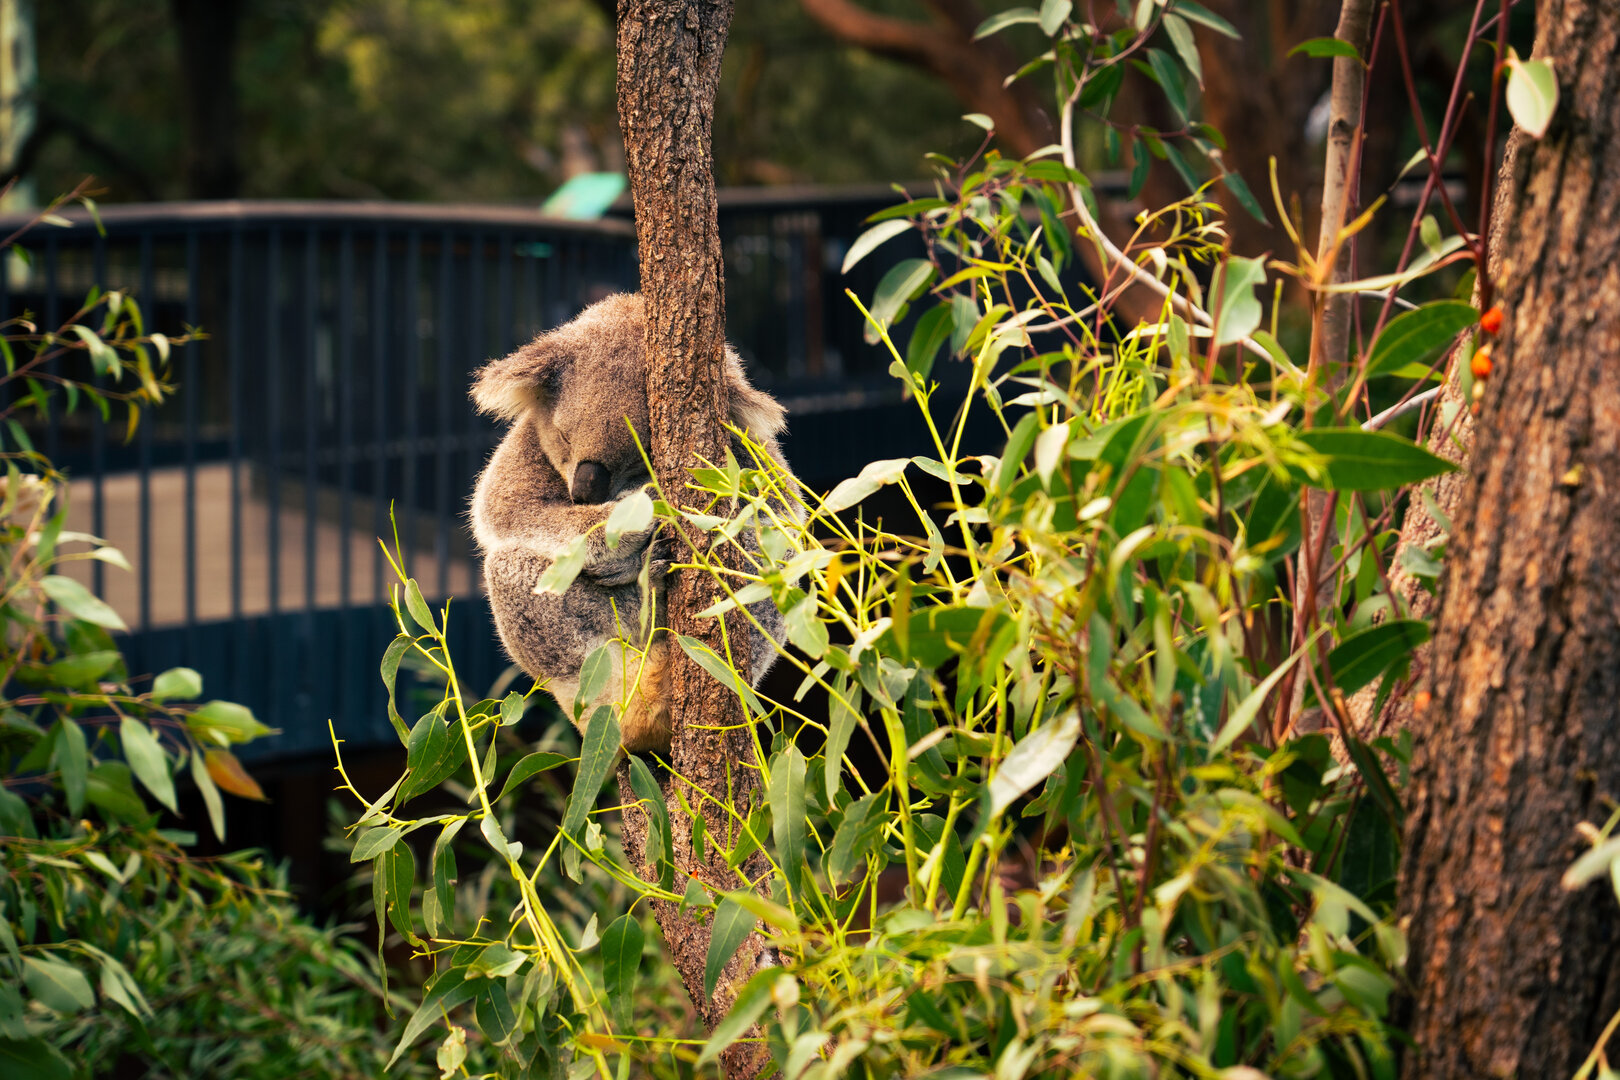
<box><xmin>529</xmin><ymin>343</ymin><xmax>652</xmax><ymax>505</ymax></box>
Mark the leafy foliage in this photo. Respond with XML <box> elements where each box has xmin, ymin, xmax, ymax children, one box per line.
<box><xmin>341</xmin><ymin>6</ymin><xmax>1519</xmax><ymax>1079</ymax></box>
<box><xmin>0</xmin><ymin>190</ymin><xmax>411</xmax><ymax>1079</ymax></box>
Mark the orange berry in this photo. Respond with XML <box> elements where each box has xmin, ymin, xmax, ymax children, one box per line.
<box><xmin>1414</xmin><ymin>690</ymin><xmax>1432</xmax><ymax>711</ymax></box>
<box><xmin>1480</xmin><ymin>305</ymin><xmax>1505</xmax><ymax>335</ymax></box>
<box><xmin>1470</xmin><ymin>347</ymin><xmax>1494</xmax><ymax>380</ymax></box>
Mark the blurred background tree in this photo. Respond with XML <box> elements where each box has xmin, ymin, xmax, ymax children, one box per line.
<box><xmin>24</xmin><ymin>0</ymin><xmax>975</xmax><ymax>204</ymax></box>
<box><xmin>21</xmin><ymin>0</ymin><xmax>1520</xmax><ymax>271</ymax></box>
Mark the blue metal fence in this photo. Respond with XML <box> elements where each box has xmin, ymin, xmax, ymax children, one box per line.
<box><xmin>1</xmin><ymin>201</ymin><xmax>640</xmax><ymax>760</ymax></box>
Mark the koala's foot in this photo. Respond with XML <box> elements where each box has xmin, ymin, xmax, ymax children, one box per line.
<box><xmin>620</xmin><ymin>632</ymin><xmax>672</xmax><ymax>754</ymax></box>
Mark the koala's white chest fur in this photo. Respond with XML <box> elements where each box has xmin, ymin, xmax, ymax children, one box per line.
<box><xmin>467</xmin><ymin>293</ymin><xmax>793</xmax><ymax>754</ymax></box>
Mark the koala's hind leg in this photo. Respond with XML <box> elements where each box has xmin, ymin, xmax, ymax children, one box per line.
<box><xmin>618</xmin><ymin>631</ymin><xmax>672</xmax><ymax>753</ymax></box>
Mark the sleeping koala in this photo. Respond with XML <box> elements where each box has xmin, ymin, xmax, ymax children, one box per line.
<box><xmin>469</xmin><ymin>293</ymin><xmax>790</xmax><ymax>753</ymax></box>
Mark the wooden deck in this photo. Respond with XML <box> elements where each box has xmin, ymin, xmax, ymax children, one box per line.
<box><xmin>61</xmin><ymin>464</ymin><xmax>479</xmax><ymax>630</ymax></box>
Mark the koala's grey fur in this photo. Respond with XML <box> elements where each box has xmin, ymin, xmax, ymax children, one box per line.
<box><xmin>469</xmin><ymin>293</ymin><xmax>791</xmax><ymax>753</ymax></box>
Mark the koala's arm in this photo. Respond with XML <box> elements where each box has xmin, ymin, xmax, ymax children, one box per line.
<box><xmin>472</xmin><ymin>426</ymin><xmax>659</xmax><ymax>585</ymax></box>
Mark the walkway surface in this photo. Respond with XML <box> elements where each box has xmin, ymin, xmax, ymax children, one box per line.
<box><xmin>61</xmin><ymin>463</ymin><xmax>478</xmax><ymax>630</ymax></box>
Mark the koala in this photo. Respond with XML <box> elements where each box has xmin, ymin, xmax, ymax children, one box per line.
<box><xmin>469</xmin><ymin>293</ymin><xmax>791</xmax><ymax>754</ymax></box>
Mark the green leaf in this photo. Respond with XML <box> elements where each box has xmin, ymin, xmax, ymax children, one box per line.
<box><xmin>600</xmin><ymin>914</ymin><xmax>644</xmax><ymax>1030</ymax></box>
<box><xmin>823</xmin><ymin>457</ymin><xmax>908</xmax><ymax>514</ymax></box>
<box><xmin>1365</xmin><ymin>300</ymin><xmax>1477</xmax><ymax>379</ymax></box>
<box><xmin>1223</xmin><ymin>171</ymin><xmax>1268</xmax><ymax>224</ymax></box>
<box><xmin>0</xmin><ymin>1037</ymin><xmax>72</xmax><ymax>1080</ymax></box>
<box><xmin>404</xmin><ymin>579</ymin><xmax>436</xmax><ymax>633</ymax></box>
<box><xmin>988</xmin><ymin>711</ymin><xmax>1079</xmax><ymax>817</ymax></box>
<box><xmin>973</xmin><ymin>7</ymin><xmax>1039</xmax><ymax>40</ymax></box>
<box><xmin>383</xmin><ymin>842</ymin><xmax>416</xmax><ymax>939</ymax></box>
<box><xmin>605</xmin><ymin>489</ymin><xmax>654</xmax><ymax>549</ymax></box>
<box><xmin>45</xmin><ymin>650</ymin><xmax>119</xmax><ymax>687</ymax></box>
<box><xmin>189</xmin><ymin>700</ymin><xmax>272</xmax><ymax>745</ymax></box>
<box><xmin>480</xmin><ymin>812</ymin><xmax>519</xmax><ymax>863</ymax></box>
<box><xmin>430</xmin><ymin>817</ymin><xmax>465</xmax><ymax>935</ymax></box>
<box><xmin>885</xmin><ymin>605</ymin><xmax>1011</xmax><ymax>668</ymax></box>
<box><xmin>52</xmin><ymin>718</ymin><xmax>87</xmax><ymax>818</ymax></box>
<box><xmin>627</xmin><ymin>755</ymin><xmax>674</xmax><ymax>888</ymax></box>
<box><xmin>1289</xmin><ymin>36</ymin><xmax>1361</xmax><ymax>60</ymax></box>
<box><xmin>578</xmin><ymin>642</ymin><xmax>614</xmax><ymax>706</ymax></box>
<box><xmin>675</xmin><ymin>636</ymin><xmax>767</xmax><ymax>718</ymax></box>
<box><xmin>401</xmin><ymin>709</ymin><xmax>450</xmax><ymax>802</ymax></box>
<box><xmin>22</xmin><ymin>957</ymin><xmax>94</xmax><ymax>1014</ymax></box>
<box><xmin>494</xmin><ymin>751</ymin><xmax>570</xmax><ymax>803</ymax></box>
<box><xmin>828</xmin><ymin>792</ymin><xmax>886</xmax><ymax>881</ymax></box>
<box><xmin>1037</xmin><ymin>0</ymin><xmax>1071</xmax><ymax>36</ymax></box>
<box><xmin>841</xmin><ymin>219</ymin><xmax>913</xmax><ymax>275</ymax></box>
<box><xmin>387</xmin><ymin>968</ymin><xmax>479</xmax><ymax>1070</ymax></box>
<box><xmin>1212</xmin><ymin>646</ymin><xmax>1306</xmax><ymax>754</ymax></box>
<box><xmin>534</xmin><ymin>533</ymin><xmax>588</xmax><ymax>596</ymax></box>
<box><xmin>825</xmin><ymin>677</ymin><xmax>859</xmax><ymax>807</ymax></box>
<box><xmin>704</xmin><ymin>896</ymin><xmax>760</xmax><ymax>999</ymax></box>
<box><xmin>380</xmin><ymin>634</ymin><xmax>413</xmax><ymax>744</ymax></box>
<box><xmin>151</xmin><ymin>666</ymin><xmax>202</xmax><ymax>701</ymax></box>
<box><xmin>866</xmin><ymin>258</ymin><xmax>935</xmax><ymax>343</ymax></box>
<box><xmin>1146</xmin><ymin>49</ymin><xmax>1188</xmax><ymax>123</ymax></box>
<box><xmin>39</xmin><ymin>575</ymin><xmax>126</xmax><ymax>631</ymax></box>
<box><xmin>770</xmin><ymin>746</ymin><xmax>808</xmax><ymax>879</ymax></box>
<box><xmin>1170</xmin><ymin>0</ymin><xmax>1239</xmax><ymax>37</ymax></box>
<box><xmin>351</xmin><ymin>825</ymin><xmax>403</xmax><ymax>862</ymax></box>
<box><xmin>85</xmin><ymin>762</ymin><xmax>148</xmax><ymax>823</ymax></box>
<box><xmin>559</xmin><ymin>707</ymin><xmax>620</xmax><ymax>879</ymax></box>
<box><xmin>1505</xmin><ymin>52</ymin><xmax>1558</xmax><ymax>139</ymax></box>
<box><xmin>191</xmin><ymin>747</ymin><xmax>226</xmax><ymax>843</ymax></box>
<box><xmin>1296</xmin><ymin>429</ymin><xmax>1458</xmax><ymax>491</ymax></box>
<box><xmin>1562</xmin><ymin>836</ymin><xmax>1620</xmax><ymax>890</ymax></box>
<box><xmin>785</xmin><ymin>594</ymin><xmax>829</xmax><ymax>659</ymax></box>
<box><xmin>906</xmin><ymin>304</ymin><xmax>953</xmax><ymax>383</ymax></box>
<box><xmin>696</xmin><ymin>968</ymin><xmax>778</xmax><ymax>1069</ymax></box>
<box><xmin>1327</xmin><ymin>620</ymin><xmax>1430</xmax><ymax>697</ymax></box>
<box><xmin>1162</xmin><ymin>13</ymin><xmax>1203</xmax><ymax>87</ymax></box>
<box><xmin>119</xmin><ymin>718</ymin><xmax>177</xmax><ymax>813</ymax></box>
<box><xmin>1209</xmin><ymin>256</ymin><xmax>1266</xmax><ymax>347</ymax></box>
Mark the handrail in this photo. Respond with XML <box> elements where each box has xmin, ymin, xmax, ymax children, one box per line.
<box><xmin>0</xmin><ymin>199</ymin><xmax>638</xmax><ymax>237</ymax></box>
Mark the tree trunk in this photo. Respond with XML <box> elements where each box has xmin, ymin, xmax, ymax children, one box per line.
<box><xmin>1397</xmin><ymin>5</ymin><xmax>1620</xmax><ymax>1076</ymax></box>
<box><xmin>615</xmin><ymin>3</ymin><xmax>769</xmax><ymax>1077</ymax></box>
<box><xmin>170</xmin><ymin>0</ymin><xmax>240</xmax><ymax>199</ymax></box>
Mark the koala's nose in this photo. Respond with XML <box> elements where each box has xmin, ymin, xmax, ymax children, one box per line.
<box><xmin>570</xmin><ymin>461</ymin><xmax>612</xmax><ymax>504</ymax></box>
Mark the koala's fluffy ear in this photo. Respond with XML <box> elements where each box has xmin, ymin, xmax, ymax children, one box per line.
<box><xmin>471</xmin><ymin>337</ymin><xmax>566</xmax><ymax>423</ymax></box>
<box><xmin>724</xmin><ymin>347</ymin><xmax>786</xmax><ymax>441</ymax></box>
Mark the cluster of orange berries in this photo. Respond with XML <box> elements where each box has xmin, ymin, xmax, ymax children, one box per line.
<box><xmin>1469</xmin><ymin>304</ymin><xmax>1506</xmax><ymax>410</ymax></box>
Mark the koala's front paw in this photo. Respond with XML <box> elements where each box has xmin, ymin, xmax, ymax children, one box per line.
<box><xmin>589</xmin><ymin>526</ymin><xmax>656</xmax><ymax>587</ymax></box>
<box><xmin>645</xmin><ymin>533</ymin><xmax>677</xmax><ymax>581</ymax></box>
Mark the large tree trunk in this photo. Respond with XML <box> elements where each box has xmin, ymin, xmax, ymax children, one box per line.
<box><xmin>1397</xmin><ymin>4</ymin><xmax>1620</xmax><ymax>1076</ymax></box>
<box><xmin>170</xmin><ymin>0</ymin><xmax>240</xmax><ymax>199</ymax></box>
<box><xmin>615</xmin><ymin>3</ymin><xmax>768</xmax><ymax>1077</ymax></box>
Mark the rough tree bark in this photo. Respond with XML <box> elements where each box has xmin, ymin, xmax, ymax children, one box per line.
<box><xmin>615</xmin><ymin>3</ymin><xmax>769</xmax><ymax>1077</ymax></box>
<box><xmin>1397</xmin><ymin>4</ymin><xmax>1620</xmax><ymax>1076</ymax></box>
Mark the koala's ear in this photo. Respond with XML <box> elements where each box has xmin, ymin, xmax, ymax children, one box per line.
<box><xmin>724</xmin><ymin>347</ymin><xmax>786</xmax><ymax>441</ymax></box>
<box><xmin>471</xmin><ymin>337</ymin><xmax>567</xmax><ymax>422</ymax></box>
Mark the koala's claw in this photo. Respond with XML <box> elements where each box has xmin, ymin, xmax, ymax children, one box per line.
<box><xmin>589</xmin><ymin>560</ymin><xmax>643</xmax><ymax>588</ymax></box>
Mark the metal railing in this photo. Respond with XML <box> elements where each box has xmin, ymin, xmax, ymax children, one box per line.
<box><xmin>2</xmin><ymin>201</ymin><xmax>638</xmax><ymax>758</ymax></box>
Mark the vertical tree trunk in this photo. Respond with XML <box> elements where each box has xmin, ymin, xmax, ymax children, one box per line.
<box><xmin>615</xmin><ymin>3</ymin><xmax>768</xmax><ymax>1077</ymax></box>
<box><xmin>1397</xmin><ymin>4</ymin><xmax>1620</xmax><ymax>1076</ymax></box>
<box><xmin>170</xmin><ymin>0</ymin><xmax>240</xmax><ymax>199</ymax></box>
